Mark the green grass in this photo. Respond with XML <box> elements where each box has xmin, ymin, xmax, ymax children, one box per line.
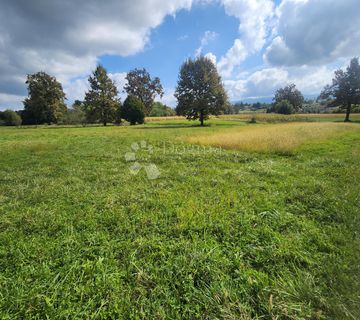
<box><xmin>0</xmin><ymin>120</ymin><xmax>359</xmax><ymax>319</ymax></box>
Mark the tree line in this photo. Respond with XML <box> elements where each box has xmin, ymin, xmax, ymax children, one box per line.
<box><xmin>5</xmin><ymin>56</ymin><xmax>227</xmax><ymax>127</ymax></box>
<box><xmin>1</xmin><ymin>56</ymin><xmax>359</xmax><ymax>126</ymax></box>
<box><xmin>18</xmin><ymin>66</ymin><xmax>165</xmax><ymax>126</ymax></box>
<box><xmin>268</xmin><ymin>57</ymin><xmax>360</xmax><ymax>121</ymax></box>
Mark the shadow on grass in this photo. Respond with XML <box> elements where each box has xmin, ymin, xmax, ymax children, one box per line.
<box><xmin>333</xmin><ymin>119</ymin><xmax>360</xmax><ymax>123</ymax></box>
<box><xmin>17</xmin><ymin>124</ymin><xmax>107</xmax><ymax>130</ymax></box>
<box><xmin>139</xmin><ymin>121</ymin><xmax>244</xmax><ymax>129</ymax></box>
<box><xmin>137</xmin><ymin>123</ymin><xmax>241</xmax><ymax>129</ymax></box>
<box><xmin>15</xmin><ymin>124</ymin><xmax>203</xmax><ymax>130</ymax></box>
<box><xmin>137</xmin><ymin>125</ymin><xmax>201</xmax><ymax>129</ymax></box>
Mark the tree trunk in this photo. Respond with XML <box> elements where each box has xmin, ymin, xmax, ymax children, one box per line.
<box><xmin>200</xmin><ymin>110</ymin><xmax>204</xmax><ymax>126</ymax></box>
<box><xmin>103</xmin><ymin>121</ymin><xmax>107</xmax><ymax>126</ymax></box>
<box><xmin>344</xmin><ymin>102</ymin><xmax>351</xmax><ymax>122</ymax></box>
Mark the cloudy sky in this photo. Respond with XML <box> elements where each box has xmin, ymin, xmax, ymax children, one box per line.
<box><xmin>0</xmin><ymin>0</ymin><xmax>359</xmax><ymax>109</ymax></box>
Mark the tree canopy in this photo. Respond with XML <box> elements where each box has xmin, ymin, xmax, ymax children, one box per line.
<box><xmin>84</xmin><ymin>65</ymin><xmax>120</xmax><ymax>126</ymax></box>
<box><xmin>273</xmin><ymin>84</ymin><xmax>304</xmax><ymax>112</ymax></box>
<box><xmin>320</xmin><ymin>57</ymin><xmax>360</xmax><ymax>121</ymax></box>
<box><xmin>124</xmin><ymin>68</ymin><xmax>164</xmax><ymax>116</ymax></box>
<box><xmin>23</xmin><ymin>72</ymin><xmax>66</xmax><ymax>124</ymax></box>
<box><xmin>175</xmin><ymin>56</ymin><xmax>228</xmax><ymax>126</ymax></box>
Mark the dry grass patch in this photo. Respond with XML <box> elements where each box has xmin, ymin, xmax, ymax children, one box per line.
<box><xmin>217</xmin><ymin>113</ymin><xmax>360</xmax><ymax>122</ymax></box>
<box><xmin>145</xmin><ymin>116</ymin><xmax>186</xmax><ymax>122</ymax></box>
<box><xmin>187</xmin><ymin>122</ymin><xmax>360</xmax><ymax>154</ymax></box>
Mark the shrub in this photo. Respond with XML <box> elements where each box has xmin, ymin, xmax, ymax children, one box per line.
<box><xmin>274</xmin><ymin>100</ymin><xmax>295</xmax><ymax>115</ymax></box>
<box><xmin>0</xmin><ymin>109</ymin><xmax>22</xmax><ymax>126</ymax></box>
<box><xmin>121</xmin><ymin>96</ymin><xmax>145</xmax><ymax>125</ymax></box>
<box><xmin>333</xmin><ymin>104</ymin><xmax>360</xmax><ymax>114</ymax></box>
<box><xmin>249</xmin><ymin>116</ymin><xmax>257</xmax><ymax>123</ymax></box>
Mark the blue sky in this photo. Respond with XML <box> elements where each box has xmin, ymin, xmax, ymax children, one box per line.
<box><xmin>100</xmin><ymin>2</ymin><xmax>239</xmax><ymax>89</ymax></box>
<box><xmin>0</xmin><ymin>0</ymin><xmax>359</xmax><ymax>109</ymax></box>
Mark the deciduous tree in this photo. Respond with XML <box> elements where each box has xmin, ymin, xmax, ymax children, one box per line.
<box><xmin>124</xmin><ymin>68</ymin><xmax>164</xmax><ymax>116</ymax></box>
<box><xmin>320</xmin><ymin>57</ymin><xmax>360</xmax><ymax>122</ymax></box>
<box><xmin>175</xmin><ymin>56</ymin><xmax>228</xmax><ymax>126</ymax></box>
<box><xmin>23</xmin><ymin>72</ymin><xmax>66</xmax><ymax>124</ymax></box>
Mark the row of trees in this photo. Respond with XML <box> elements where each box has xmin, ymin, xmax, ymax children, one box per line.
<box><xmin>174</xmin><ymin>56</ymin><xmax>360</xmax><ymax>123</ymax></box>
<box><xmin>17</xmin><ymin>56</ymin><xmax>228</xmax><ymax>126</ymax></box>
<box><xmin>268</xmin><ymin>57</ymin><xmax>360</xmax><ymax>121</ymax></box>
<box><xmin>20</xmin><ymin>66</ymin><xmax>165</xmax><ymax>126</ymax></box>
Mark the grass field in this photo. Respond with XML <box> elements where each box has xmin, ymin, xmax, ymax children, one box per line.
<box><xmin>0</xmin><ymin>118</ymin><xmax>359</xmax><ymax>319</ymax></box>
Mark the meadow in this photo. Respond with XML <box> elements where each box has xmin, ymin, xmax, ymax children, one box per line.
<box><xmin>0</xmin><ymin>116</ymin><xmax>359</xmax><ymax>319</ymax></box>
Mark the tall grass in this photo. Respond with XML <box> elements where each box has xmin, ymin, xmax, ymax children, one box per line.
<box><xmin>217</xmin><ymin>113</ymin><xmax>360</xmax><ymax>123</ymax></box>
<box><xmin>187</xmin><ymin>122</ymin><xmax>360</xmax><ymax>154</ymax></box>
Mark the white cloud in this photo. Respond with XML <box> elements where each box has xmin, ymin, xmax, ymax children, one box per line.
<box><xmin>223</xmin><ymin>79</ymin><xmax>247</xmax><ymax>100</ymax></box>
<box><xmin>224</xmin><ymin>68</ymin><xmax>288</xmax><ymax>100</ymax></box>
<box><xmin>109</xmin><ymin>73</ymin><xmax>128</xmax><ymax>100</ymax></box>
<box><xmin>63</xmin><ymin>78</ymin><xmax>89</xmax><ymax>105</ymax></box>
<box><xmin>264</xmin><ymin>0</ymin><xmax>360</xmax><ymax>66</ymax></box>
<box><xmin>0</xmin><ymin>0</ymin><xmax>193</xmax><ymax>107</ymax></box>
<box><xmin>291</xmin><ymin>66</ymin><xmax>335</xmax><ymax>95</ymax></box>
<box><xmin>217</xmin><ymin>0</ymin><xmax>274</xmax><ymax>77</ymax></box>
<box><xmin>217</xmin><ymin>39</ymin><xmax>247</xmax><ymax>78</ymax></box>
<box><xmin>159</xmin><ymin>88</ymin><xmax>177</xmax><ymax>108</ymax></box>
<box><xmin>219</xmin><ymin>0</ymin><xmax>359</xmax><ymax>101</ymax></box>
<box><xmin>177</xmin><ymin>34</ymin><xmax>189</xmax><ymax>41</ymax></box>
<box><xmin>195</xmin><ymin>30</ymin><xmax>218</xmax><ymax>56</ymax></box>
<box><xmin>204</xmin><ymin>52</ymin><xmax>217</xmax><ymax>65</ymax></box>
<box><xmin>222</xmin><ymin>0</ymin><xmax>274</xmax><ymax>50</ymax></box>
<box><xmin>0</xmin><ymin>93</ymin><xmax>25</xmax><ymax>110</ymax></box>
<box><xmin>224</xmin><ymin>65</ymin><xmax>336</xmax><ymax>101</ymax></box>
